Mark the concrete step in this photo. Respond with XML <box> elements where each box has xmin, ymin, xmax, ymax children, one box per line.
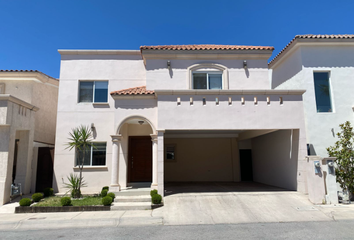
<box><xmin>112</xmin><ymin>190</ymin><xmax>151</xmax><ymax>197</ymax></box>
<box><xmin>114</xmin><ymin>195</ymin><xmax>151</xmax><ymax>202</ymax></box>
<box><xmin>111</xmin><ymin>202</ymin><xmax>151</xmax><ymax>210</ymax></box>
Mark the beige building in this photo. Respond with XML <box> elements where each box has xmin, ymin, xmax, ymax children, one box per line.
<box><xmin>0</xmin><ymin>70</ymin><xmax>58</xmax><ymax>205</ymax></box>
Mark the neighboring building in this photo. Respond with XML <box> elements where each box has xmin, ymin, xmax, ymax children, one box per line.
<box><xmin>0</xmin><ymin>70</ymin><xmax>58</xmax><ymax>205</ymax></box>
<box><xmin>270</xmin><ymin>34</ymin><xmax>354</xmax><ymax>158</ymax></box>
<box><xmin>54</xmin><ymin>45</ymin><xmax>308</xmax><ymax>196</ymax></box>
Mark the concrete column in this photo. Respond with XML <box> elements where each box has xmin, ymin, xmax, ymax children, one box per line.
<box><xmin>150</xmin><ymin>134</ymin><xmax>158</xmax><ymax>190</ymax></box>
<box><xmin>157</xmin><ymin>130</ymin><xmax>165</xmax><ymax>196</ymax></box>
<box><xmin>110</xmin><ymin>135</ymin><xmax>122</xmax><ymax>192</ymax></box>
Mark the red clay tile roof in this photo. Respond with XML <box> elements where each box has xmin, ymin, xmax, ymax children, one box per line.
<box><xmin>110</xmin><ymin>86</ymin><xmax>155</xmax><ymax>96</ymax></box>
<box><xmin>269</xmin><ymin>34</ymin><xmax>354</xmax><ymax>66</ymax></box>
<box><xmin>0</xmin><ymin>70</ymin><xmax>58</xmax><ymax>80</ymax></box>
<box><xmin>140</xmin><ymin>44</ymin><xmax>274</xmax><ymax>51</ymax></box>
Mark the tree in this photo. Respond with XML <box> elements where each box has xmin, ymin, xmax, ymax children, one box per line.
<box><xmin>327</xmin><ymin>121</ymin><xmax>354</xmax><ymax>199</ymax></box>
<box><xmin>66</xmin><ymin>125</ymin><xmax>94</xmax><ymax>198</ymax></box>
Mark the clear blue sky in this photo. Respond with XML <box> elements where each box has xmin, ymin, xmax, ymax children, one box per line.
<box><xmin>1</xmin><ymin>0</ymin><xmax>353</xmax><ymax>78</ymax></box>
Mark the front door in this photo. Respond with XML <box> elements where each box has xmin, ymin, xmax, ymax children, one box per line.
<box><xmin>128</xmin><ymin>136</ymin><xmax>152</xmax><ymax>182</ymax></box>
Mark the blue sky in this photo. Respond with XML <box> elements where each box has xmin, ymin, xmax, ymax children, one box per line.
<box><xmin>1</xmin><ymin>0</ymin><xmax>353</xmax><ymax>78</ymax></box>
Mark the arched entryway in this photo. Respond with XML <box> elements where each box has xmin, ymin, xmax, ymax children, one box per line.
<box><xmin>110</xmin><ymin>115</ymin><xmax>158</xmax><ymax>192</ymax></box>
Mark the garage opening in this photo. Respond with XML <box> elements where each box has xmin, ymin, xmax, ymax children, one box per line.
<box><xmin>164</xmin><ymin>129</ymin><xmax>299</xmax><ymax>195</ymax></box>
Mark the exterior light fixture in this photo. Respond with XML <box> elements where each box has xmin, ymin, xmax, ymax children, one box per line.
<box><xmin>167</xmin><ymin>60</ymin><xmax>171</xmax><ymax>70</ymax></box>
<box><xmin>91</xmin><ymin>123</ymin><xmax>95</xmax><ymax>131</ymax></box>
<box><xmin>243</xmin><ymin>60</ymin><xmax>247</xmax><ymax>69</ymax></box>
<box><xmin>138</xmin><ymin>121</ymin><xmax>144</xmax><ymax>125</ymax></box>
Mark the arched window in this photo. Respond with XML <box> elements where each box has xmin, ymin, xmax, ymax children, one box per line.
<box><xmin>188</xmin><ymin>63</ymin><xmax>228</xmax><ymax>90</ymax></box>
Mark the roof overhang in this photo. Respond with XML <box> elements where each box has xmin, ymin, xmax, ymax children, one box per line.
<box><xmin>269</xmin><ymin>37</ymin><xmax>354</xmax><ymax>69</ymax></box>
<box><xmin>0</xmin><ymin>94</ymin><xmax>39</xmax><ymax>111</ymax></box>
<box><xmin>0</xmin><ymin>71</ymin><xmax>59</xmax><ymax>87</ymax></box>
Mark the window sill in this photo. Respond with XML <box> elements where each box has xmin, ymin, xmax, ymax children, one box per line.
<box><xmin>92</xmin><ymin>102</ymin><xmax>109</xmax><ymax>106</ymax></box>
<box><xmin>73</xmin><ymin>166</ymin><xmax>108</xmax><ymax>170</ymax></box>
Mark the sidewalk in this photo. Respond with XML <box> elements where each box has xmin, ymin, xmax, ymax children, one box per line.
<box><xmin>1</xmin><ymin>193</ymin><xmax>354</xmax><ymax>230</ymax></box>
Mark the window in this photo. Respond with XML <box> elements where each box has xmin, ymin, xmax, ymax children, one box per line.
<box><xmin>313</xmin><ymin>72</ymin><xmax>332</xmax><ymax>112</ymax></box>
<box><xmin>193</xmin><ymin>72</ymin><xmax>222</xmax><ymax>90</ymax></box>
<box><xmin>165</xmin><ymin>145</ymin><xmax>176</xmax><ymax>161</ymax></box>
<box><xmin>77</xmin><ymin>142</ymin><xmax>107</xmax><ymax>166</ymax></box>
<box><xmin>79</xmin><ymin>81</ymin><xmax>108</xmax><ymax>103</ymax></box>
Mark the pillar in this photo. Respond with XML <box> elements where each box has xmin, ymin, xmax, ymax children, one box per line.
<box><xmin>157</xmin><ymin>130</ymin><xmax>165</xmax><ymax>196</ymax></box>
<box><xmin>150</xmin><ymin>134</ymin><xmax>158</xmax><ymax>189</ymax></box>
<box><xmin>110</xmin><ymin>134</ymin><xmax>122</xmax><ymax>192</ymax></box>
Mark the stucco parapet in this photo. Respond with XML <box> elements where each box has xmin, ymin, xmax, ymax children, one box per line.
<box><xmin>0</xmin><ymin>94</ymin><xmax>39</xmax><ymax>111</ymax></box>
<box><xmin>155</xmin><ymin>89</ymin><xmax>306</xmax><ymax>96</ymax></box>
<box><xmin>58</xmin><ymin>49</ymin><xmax>141</xmax><ymax>55</ymax></box>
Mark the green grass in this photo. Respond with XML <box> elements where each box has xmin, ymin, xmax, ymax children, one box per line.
<box><xmin>33</xmin><ymin>196</ymin><xmax>103</xmax><ymax>207</ymax></box>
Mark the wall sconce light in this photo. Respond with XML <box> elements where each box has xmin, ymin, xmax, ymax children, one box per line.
<box><xmin>138</xmin><ymin>120</ymin><xmax>144</xmax><ymax>125</ymax></box>
<box><xmin>91</xmin><ymin>123</ymin><xmax>95</xmax><ymax>131</ymax></box>
<box><xmin>243</xmin><ymin>60</ymin><xmax>247</xmax><ymax>69</ymax></box>
<box><xmin>167</xmin><ymin>60</ymin><xmax>171</xmax><ymax>70</ymax></box>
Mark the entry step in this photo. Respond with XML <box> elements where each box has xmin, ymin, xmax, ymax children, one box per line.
<box><xmin>111</xmin><ymin>202</ymin><xmax>152</xmax><ymax>210</ymax></box>
<box><xmin>114</xmin><ymin>195</ymin><xmax>151</xmax><ymax>202</ymax></box>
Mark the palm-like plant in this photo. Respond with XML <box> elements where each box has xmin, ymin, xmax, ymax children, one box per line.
<box><xmin>63</xmin><ymin>173</ymin><xmax>87</xmax><ymax>198</ymax></box>
<box><xmin>66</xmin><ymin>125</ymin><xmax>94</xmax><ymax>198</ymax></box>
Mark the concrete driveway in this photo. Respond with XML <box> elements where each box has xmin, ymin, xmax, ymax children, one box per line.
<box><xmin>153</xmin><ymin>182</ymin><xmax>334</xmax><ymax>225</ymax></box>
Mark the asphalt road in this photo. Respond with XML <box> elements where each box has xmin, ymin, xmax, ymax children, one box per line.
<box><xmin>1</xmin><ymin>220</ymin><xmax>354</xmax><ymax>240</ymax></box>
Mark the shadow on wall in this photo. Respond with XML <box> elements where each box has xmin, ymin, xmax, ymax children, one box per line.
<box><xmin>114</xmin><ymin>99</ymin><xmax>157</xmax><ymax>109</ymax></box>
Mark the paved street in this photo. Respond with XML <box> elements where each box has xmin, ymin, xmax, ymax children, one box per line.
<box><xmin>2</xmin><ymin>221</ymin><xmax>354</xmax><ymax>240</ymax></box>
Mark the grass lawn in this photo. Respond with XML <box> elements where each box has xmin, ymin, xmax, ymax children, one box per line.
<box><xmin>33</xmin><ymin>196</ymin><xmax>103</xmax><ymax>207</ymax></box>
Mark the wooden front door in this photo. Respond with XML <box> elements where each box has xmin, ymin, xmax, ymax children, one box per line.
<box><xmin>36</xmin><ymin>147</ymin><xmax>54</xmax><ymax>192</ymax></box>
<box><xmin>128</xmin><ymin>136</ymin><xmax>152</xmax><ymax>182</ymax></box>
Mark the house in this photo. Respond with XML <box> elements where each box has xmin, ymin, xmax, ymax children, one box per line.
<box><xmin>0</xmin><ymin>70</ymin><xmax>58</xmax><ymax>205</ymax></box>
<box><xmin>270</xmin><ymin>35</ymin><xmax>354</xmax><ymax>158</ymax></box>
<box><xmin>54</xmin><ymin>45</ymin><xmax>308</xmax><ymax>196</ymax></box>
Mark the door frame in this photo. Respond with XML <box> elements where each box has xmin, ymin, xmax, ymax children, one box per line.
<box><xmin>127</xmin><ymin>136</ymin><xmax>152</xmax><ymax>183</ymax></box>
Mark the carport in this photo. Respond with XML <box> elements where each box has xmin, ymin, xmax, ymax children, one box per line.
<box><xmin>163</xmin><ymin>129</ymin><xmax>300</xmax><ymax>192</ymax></box>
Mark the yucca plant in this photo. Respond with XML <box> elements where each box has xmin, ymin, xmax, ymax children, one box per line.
<box><xmin>63</xmin><ymin>173</ymin><xmax>87</xmax><ymax>198</ymax></box>
<box><xmin>66</xmin><ymin>125</ymin><xmax>94</xmax><ymax>198</ymax></box>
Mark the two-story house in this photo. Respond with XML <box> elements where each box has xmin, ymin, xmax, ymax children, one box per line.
<box><xmin>270</xmin><ymin>35</ymin><xmax>354</xmax><ymax>158</ymax></box>
<box><xmin>54</xmin><ymin>45</ymin><xmax>308</xmax><ymax>196</ymax></box>
<box><xmin>0</xmin><ymin>70</ymin><xmax>58</xmax><ymax>205</ymax></box>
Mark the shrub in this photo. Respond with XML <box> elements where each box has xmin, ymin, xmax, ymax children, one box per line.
<box><xmin>107</xmin><ymin>192</ymin><xmax>115</xmax><ymax>199</ymax></box>
<box><xmin>43</xmin><ymin>187</ymin><xmax>54</xmax><ymax>197</ymax></box>
<box><xmin>102</xmin><ymin>186</ymin><xmax>109</xmax><ymax>191</ymax></box>
<box><xmin>61</xmin><ymin>197</ymin><xmax>72</xmax><ymax>206</ymax></box>
<box><xmin>150</xmin><ymin>189</ymin><xmax>158</xmax><ymax>197</ymax></box>
<box><xmin>151</xmin><ymin>194</ymin><xmax>162</xmax><ymax>204</ymax></box>
<box><xmin>71</xmin><ymin>189</ymin><xmax>81</xmax><ymax>198</ymax></box>
<box><xmin>101</xmin><ymin>189</ymin><xmax>108</xmax><ymax>197</ymax></box>
<box><xmin>63</xmin><ymin>173</ymin><xmax>87</xmax><ymax>198</ymax></box>
<box><xmin>19</xmin><ymin>198</ymin><xmax>32</xmax><ymax>206</ymax></box>
<box><xmin>32</xmin><ymin>193</ymin><xmax>43</xmax><ymax>202</ymax></box>
<box><xmin>102</xmin><ymin>196</ymin><xmax>112</xmax><ymax>206</ymax></box>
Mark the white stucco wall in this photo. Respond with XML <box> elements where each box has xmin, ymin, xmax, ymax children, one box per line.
<box><xmin>54</xmin><ymin>53</ymin><xmax>156</xmax><ymax>193</ymax></box>
<box><xmin>252</xmin><ymin>130</ymin><xmax>299</xmax><ymax>190</ymax></box>
<box><xmin>272</xmin><ymin>45</ymin><xmax>354</xmax><ymax>157</ymax></box>
<box><xmin>145</xmin><ymin>59</ymin><xmax>270</xmax><ymax>90</ymax></box>
<box><xmin>164</xmin><ymin>138</ymin><xmax>239</xmax><ymax>182</ymax></box>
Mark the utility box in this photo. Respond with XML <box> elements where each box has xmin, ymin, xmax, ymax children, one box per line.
<box><xmin>10</xmin><ymin>183</ymin><xmax>21</xmax><ymax>198</ymax></box>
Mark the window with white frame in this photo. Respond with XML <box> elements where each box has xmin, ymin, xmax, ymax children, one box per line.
<box><xmin>313</xmin><ymin>72</ymin><xmax>332</xmax><ymax>112</ymax></box>
<box><xmin>192</xmin><ymin>72</ymin><xmax>222</xmax><ymax>90</ymax></box>
<box><xmin>79</xmin><ymin>81</ymin><xmax>108</xmax><ymax>103</ymax></box>
<box><xmin>76</xmin><ymin>142</ymin><xmax>107</xmax><ymax>166</ymax></box>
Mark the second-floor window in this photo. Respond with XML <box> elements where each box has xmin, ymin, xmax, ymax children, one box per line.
<box><xmin>313</xmin><ymin>72</ymin><xmax>332</xmax><ymax>113</ymax></box>
<box><xmin>79</xmin><ymin>81</ymin><xmax>108</xmax><ymax>103</ymax></box>
<box><xmin>193</xmin><ymin>72</ymin><xmax>222</xmax><ymax>90</ymax></box>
